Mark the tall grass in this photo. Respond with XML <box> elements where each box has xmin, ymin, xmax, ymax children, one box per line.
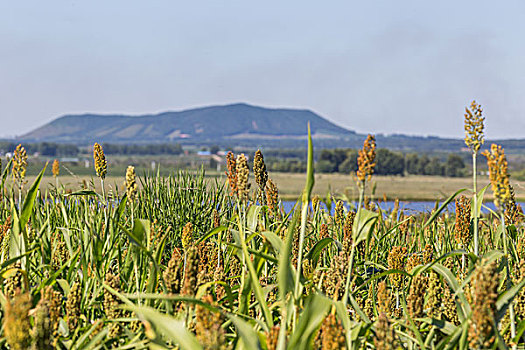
<box><xmin>0</xmin><ymin>108</ymin><xmax>524</xmax><ymax>349</ymax></box>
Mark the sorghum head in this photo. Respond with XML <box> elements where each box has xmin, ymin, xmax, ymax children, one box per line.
<box><xmin>253</xmin><ymin>149</ymin><xmax>268</xmax><ymax>191</ymax></box>
<box><xmin>483</xmin><ymin>143</ymin><xmax>511</xmax><ymax>209</ymax></box>
<box><xmin>125</xmin><ymin>165</ymin><xmax>138</xmax><ymax>202</ymax></box>
<box><xmin>52</xmin><ymin>159</ymin><xmax>60</xmax><ymax>177</ymax></box>
<box><xmin>12</xmin><ymin>144</ymin><xmax>28</xmax><ymax>183</ymax></box>
<box><xmin>464</xmin><ymin>100</ymin><xmax>484</xmax><ymax>153</ymax></box>
<box><xmin>454</xmin><ymin>195</ymin><xmax>472</xmax><ymax>248</ymax></box>
<box><xmin>93</xmin><ymin>142</ymin><xmax>107</xmax><ymax>179</ymax></box>
<box><xmin>357</xmin><ymin>134</ymin><xmax>376</xmax><ymax>183</ymax></box>
<box><xmin>236</xmin><ymin>154</ymin><xmax>250</xmax><ymax>201</ymax></box>
<box><xmin>225</xmin><ymin>151</ymin><xmax>237</xmax><ymax>196</ymax></box>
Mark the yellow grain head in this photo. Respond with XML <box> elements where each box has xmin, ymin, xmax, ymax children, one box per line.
<box><xmin>182</xmin><ymin>245</ymin><xmax>200</xmax><ymax>297</ymax></box>
<box><xmin>4</xmin><ymin>292</ymin><xmax>32</xmax><ymax>350</ymax></box>
<box><xmin>374</xmin><ymin>312</ymin><xmax>397</xmax><ymax>350</ymax></box>
<box><xmin>265</xmin><ymin>178</ymin><xmax>279</xmax><ymax>216</ymax></box>
<box><xmin>407</xmin><ymin>274</ymin><xmax>427</xmax><ymax>320</ymax></box>
<box><xmin>225</xmin><ymin>151</ymin><xmax>237</xmax><ymax>196</ymax></box>
<box><xmin>357</xmin><ymin>134</ymin><xmax>376</xmax><ymax>183</ymax></box>
<box><xmin>320</xmin><ymin>310</ymin><xmax>346</xmax><ymax>349</ymax></box>
<box><xmin>454</xmin><ymin>195</ymin><xmax>472</xmax><ymax>248</ymax></box>
<box><xmin>181</xmin><ymin>222</ymin><xmax>193</xmax><ymax>251</ymax></box>
<box><xmin>333</xmin><ymin>200</ymin><xmax>344</xmax><ymax>227</ymax></box>
<box><xmin>387</xmin><ymin>246</ymin><xmax>407</xmax><ymax>289</ymax></box>
<box><xmin>426</xmin><ymin>272</ymin><xmax>442</xmax><ymax>319</ymax></box>
<box><xmin>253</xmin><ymin>149</ymin><xmax>268</xmax><ymax>191</ymax></box>
<box><xmin>164</xmin><ymin>248</ymin><xmax>183</xmax><ymax>294</ymax></box>
<box><xmin>377</xmin><ymin>281</ymin><xmax>391</xmax><ymax>315</ymax></box>
<box><xmin>93</xmin><ymin>142</ymin><xmax>107</xmax><ymax>179</ymax></box>
<box><xmin>464</xmin><ymin>100</ymin><xmax>485</xmax><ymax>153</ymax></box>
<box><xmin>12</xmin><ymin>144</ymin><xmax>28</xmax><ymax>183</ymax></box>
<box><xmin>125</xmin><ymin>165</ymin><xmax>138</xmax><ymax>202</ymax></box>
<box><xmin>212</xmin><ymin>208</ymin><xmax>220</xmax><ymax>228</ymax></box>
<box><xmin>236</xmin><ymin>153</ymin><xmax>250</xmax><ymax>201</ymax></box>
<box><xmin>66</xmin><ymin>281</ymin><xmax>82</xmax><ymax>331</ymax></box>
<box><xmin>104</xmin><ymin>272</ymin><xmax>122</xmax><ymax>338</ymax></box>
<box><xmin>33</xmin><ymin>295</ymin><xmax>53</xmax><ymax>349</ymax></box>
<box><xmin>343</xmin><ymin>210</ymin><xmax>356</xmax><ymax>240</ymax></box>
<box><xmin>468</xmin><ymin>260</ymin><xmax>498</xmax><ymax>349</ymax></box>
<box><xmin>52</xmin><ymin>159</ymin><xmax>60</xmax><ymax>177</ymax></box>
<box><xmin>504</xmin><ymin>185</ymin><xmax>524</xmax><ymax>226</ymax></box>
<box><xmin>195</xmin><ymin>295</ymin><xmax>226</xmax><ymax>348</ymax></box>
<box><xmin>483</xmin><ymin>144</ymin><xmax>511</xmax><ymax>209</ymax></box>
<box><xmin>265</xmin><ymin>325</ymin><xmax>280</xmax><ymax>350</ymax></box>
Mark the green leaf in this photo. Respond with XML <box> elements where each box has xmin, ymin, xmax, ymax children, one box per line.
<box><xmin>302</xmin><ymin>123</ymin><xmax>315</xmax><ymax>204</ymax></box>
<box><xmin>348</xmin><ymin>293</ymin><xmax>371</xmax><ymax>324</ymax></box>
<box><xmin>471</xmin><ymin>184</ymin><xmax>489</xmax><ymax>218</ymax></box>
<box><xmin>496</xmin><ymin>278</ymin><xmax>525</xmax><ymax>320</ymax></box>
<box><xmin>196</xmin><ymin>226</ymin><xmax>227</xmax><ymax>245</ymax></box>
<box><xmin>132</xmin><ymin>219</ymin><xmax>150</xmax><ymax>247</ymax></box>
<box><xmin>305</xmin><ymin>237</ymin><xmax>334</xmax><ymax>266</ymax></box>
<box><xmin>278</xmin><ymin>211</ymin><xmax>298</xmax><ymax>299</ymax></box>
<box><xmin>246</xmin><ymin>205</ymin><xmax>262</xmax><ymax>232</ymax></box>
<box><xmin>288</xmin><ymin>294</ymin><xmax>331</xmax><ymax>349</ymax></box>
<box><xmin>227</xmin><ymin>314</ymin><xmax>262</xmax><ymax>350</ymax></box>
<box><xmin>431</xmin><ymin>263</ymin><xmax>470</xmax><ymax>321</ymax></box>
<box><xmin>20</xmin><ymin>163</ymin><xmax>47</xmax><ymax>232</ymax></box>
<box><xmin>261</xmin><ymin>231</ymin><xmax>283</xmax><ymax>254</ymax></box>
<box><xmin>128</xmin><ymin>305</ymin><xmax>203</xmax><ymax>350</ymax></box>
<box><xmin>423</xmin><ymin>188</ymin><xmax>467</xmax><ymax>230</ymax></box>
<box><xmin>419</xmin><ymin>317</ymin><xmax>458</xmax><ymax>335</ymax></box>
<box><xmin>352</xmin><ymin>209</ymin><xmax>378</xmax><ymax>245</ymax></box>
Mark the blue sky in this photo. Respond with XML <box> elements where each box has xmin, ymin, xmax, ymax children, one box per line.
<box><xmin>1</xmin><ymin>1</ymin><xmax>524</xmax><ymax>139</ymax></box>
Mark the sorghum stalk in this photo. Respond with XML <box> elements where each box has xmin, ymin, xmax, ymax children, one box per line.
<box><xmin>12</xmin><ymin>144</ymin><xmax>28</xmax><ymax>211</ymax></box>
<box><xmin>253</xmin><ymin>149</ymin><xmax>268</xmax><ymax>205</ymax></box>
<box><xmin>343</xmin><ymin>134</ymin><xmax>376</xmax><ymax>307</ymax></box>
<box><xmin>464</xmin><ymin>101</ymin><xmax>484</xmax><ymax>256</ymax></box>
<box><xmin>93</xmin><ymin>142</ymin><xmax>107</xmax><ymax>200</ymax></box>
<box><xmin>52</xmin><ymin>159</ymin><xmax>59</xmax><ymax>190</ymax></box>
<box><xmin>484</xmin><ymin>143</ymin><xmax>516</xmax><ymax>346</ymax></box>
<box><xmin>125</xmin><ymin>165</ymin><xmax>137</xmax><ymax>221</ymax></box>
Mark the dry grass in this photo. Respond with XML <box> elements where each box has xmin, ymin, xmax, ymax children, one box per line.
<box><xmin>27</xmin><ymin>172</ymin><xmax>525</xmax><ymax>201</ymax></box>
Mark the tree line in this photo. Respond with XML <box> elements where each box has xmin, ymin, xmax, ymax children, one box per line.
<box><xmin>0</xmin><ymin>142</ymin><xmax>184</xmax><ymax>157</ymax></box>
<box><xmin>266</xmin><ymin>148</ymin><xmax>466</xmax><ymax>177</ymax></box>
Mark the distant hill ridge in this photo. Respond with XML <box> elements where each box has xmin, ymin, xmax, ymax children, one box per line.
<box><xmin>19</xmin><ymin>103</ymin><xmax>525</xmax><ymax>151</ymax></box>
<box><xmin>22</xmin><ymin>103</ymin><xmax>354</xmax><ymax>143</ymax></box>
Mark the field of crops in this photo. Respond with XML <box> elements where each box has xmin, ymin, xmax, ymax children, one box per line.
<box><xmin>1</xmin><ymin>102</ymin><xmax>525</xmax><ymax>349</ymax></box>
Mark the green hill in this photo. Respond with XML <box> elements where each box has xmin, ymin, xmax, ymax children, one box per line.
<box><xmin>21</xmin><ymin>103</ymin><xmax>354</xmax><ymax>143</ymax></box>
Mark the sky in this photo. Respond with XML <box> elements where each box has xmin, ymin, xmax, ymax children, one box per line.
<box><xmin>1</xmin><ymin>0</ymin><xmax>524</xmax><ymax>139</ymax></box>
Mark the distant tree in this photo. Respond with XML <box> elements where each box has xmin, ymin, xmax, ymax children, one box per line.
<box><xmin>319</xmin><ymin>149</ymin><xmax>348</xmax><ymax>172</ymax></box>
<box><xmin>375</xmin><ymin>149</ymin><xmax>404</xmax><ymax>175</ymax></box>
<box><xmin>316</xmin><ymin>160</ymin><xmax>337</xmax><ymax>173</ymax></box>
<box><xmin>210</xmin><ymin>145</ymin><xmax>220</xmax><ymax>155</ymax></box>
<box><xmin>425</xmin><ymin>157</ymin><xmax>444</xmax><ymax>176</ymax></box>
<box><xmin>445</xmin><ymin>154</ymin><xmax>466</xmax><ymax>177</ymax></box>
<box><xmin>405</xmin><ymin>153</ymin><xmax>419</xmax><ymax>175</ymax></box>
<box><xmin>418</xmin><ymin>155</ymin><xmax>431</xmax><ymax>175</ymax></box>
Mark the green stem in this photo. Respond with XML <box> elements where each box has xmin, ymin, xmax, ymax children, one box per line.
<box><xmin>342</xmin><ymin>181</ymin><xmax>365</xmax><ymax>307</ymax></box>
<box><xmin>473</xmin><ymin>152</ymin><xmax>479</xmax><ymax>256</ymax></box>
<box><xmin>293</xmin><ymin>199</ymin><xmax>309</xmax><ymax>300</ymax></box>
<box><xmin>501</xmin><ymin>210</ymin><xmax>516</xmax><ymax>347</ymax></box>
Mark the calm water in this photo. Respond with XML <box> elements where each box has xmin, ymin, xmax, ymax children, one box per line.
<box><xmin>281</xmin><ymin>200</ymin><xmax>523</xmax><ymax>215</ymax></box>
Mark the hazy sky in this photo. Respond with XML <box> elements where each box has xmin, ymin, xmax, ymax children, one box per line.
<box><xmin>1</xmin><ymin>1</ymin><xmax>524</xmax><ymax>139</ymax></box>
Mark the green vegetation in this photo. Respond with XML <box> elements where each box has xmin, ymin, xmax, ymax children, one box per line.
<box><xmin>1</xmin><ymin>101</ymin><xmax>525</xmax><ymax>349</ymax></box>
<box><xmin>0</xmin><ymin>126</ymin><xmax>524</xmax><ymax>349</ymax></box>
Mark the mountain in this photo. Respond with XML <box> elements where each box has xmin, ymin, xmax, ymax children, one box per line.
<box><xmin>21</xmin><ymin>103</ymin><xmax>355</xmax><ymax>144</ymax></box>
<box><xmin>19</xmin><ymin>103</ymin><xmax>525</xmax><ymax>152</ymax></box>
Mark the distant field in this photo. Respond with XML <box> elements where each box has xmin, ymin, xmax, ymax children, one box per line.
<box><xmin>23</xmin><ymin>172</ymin><xmax>525</xmax><ymax>202</ymax></box>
